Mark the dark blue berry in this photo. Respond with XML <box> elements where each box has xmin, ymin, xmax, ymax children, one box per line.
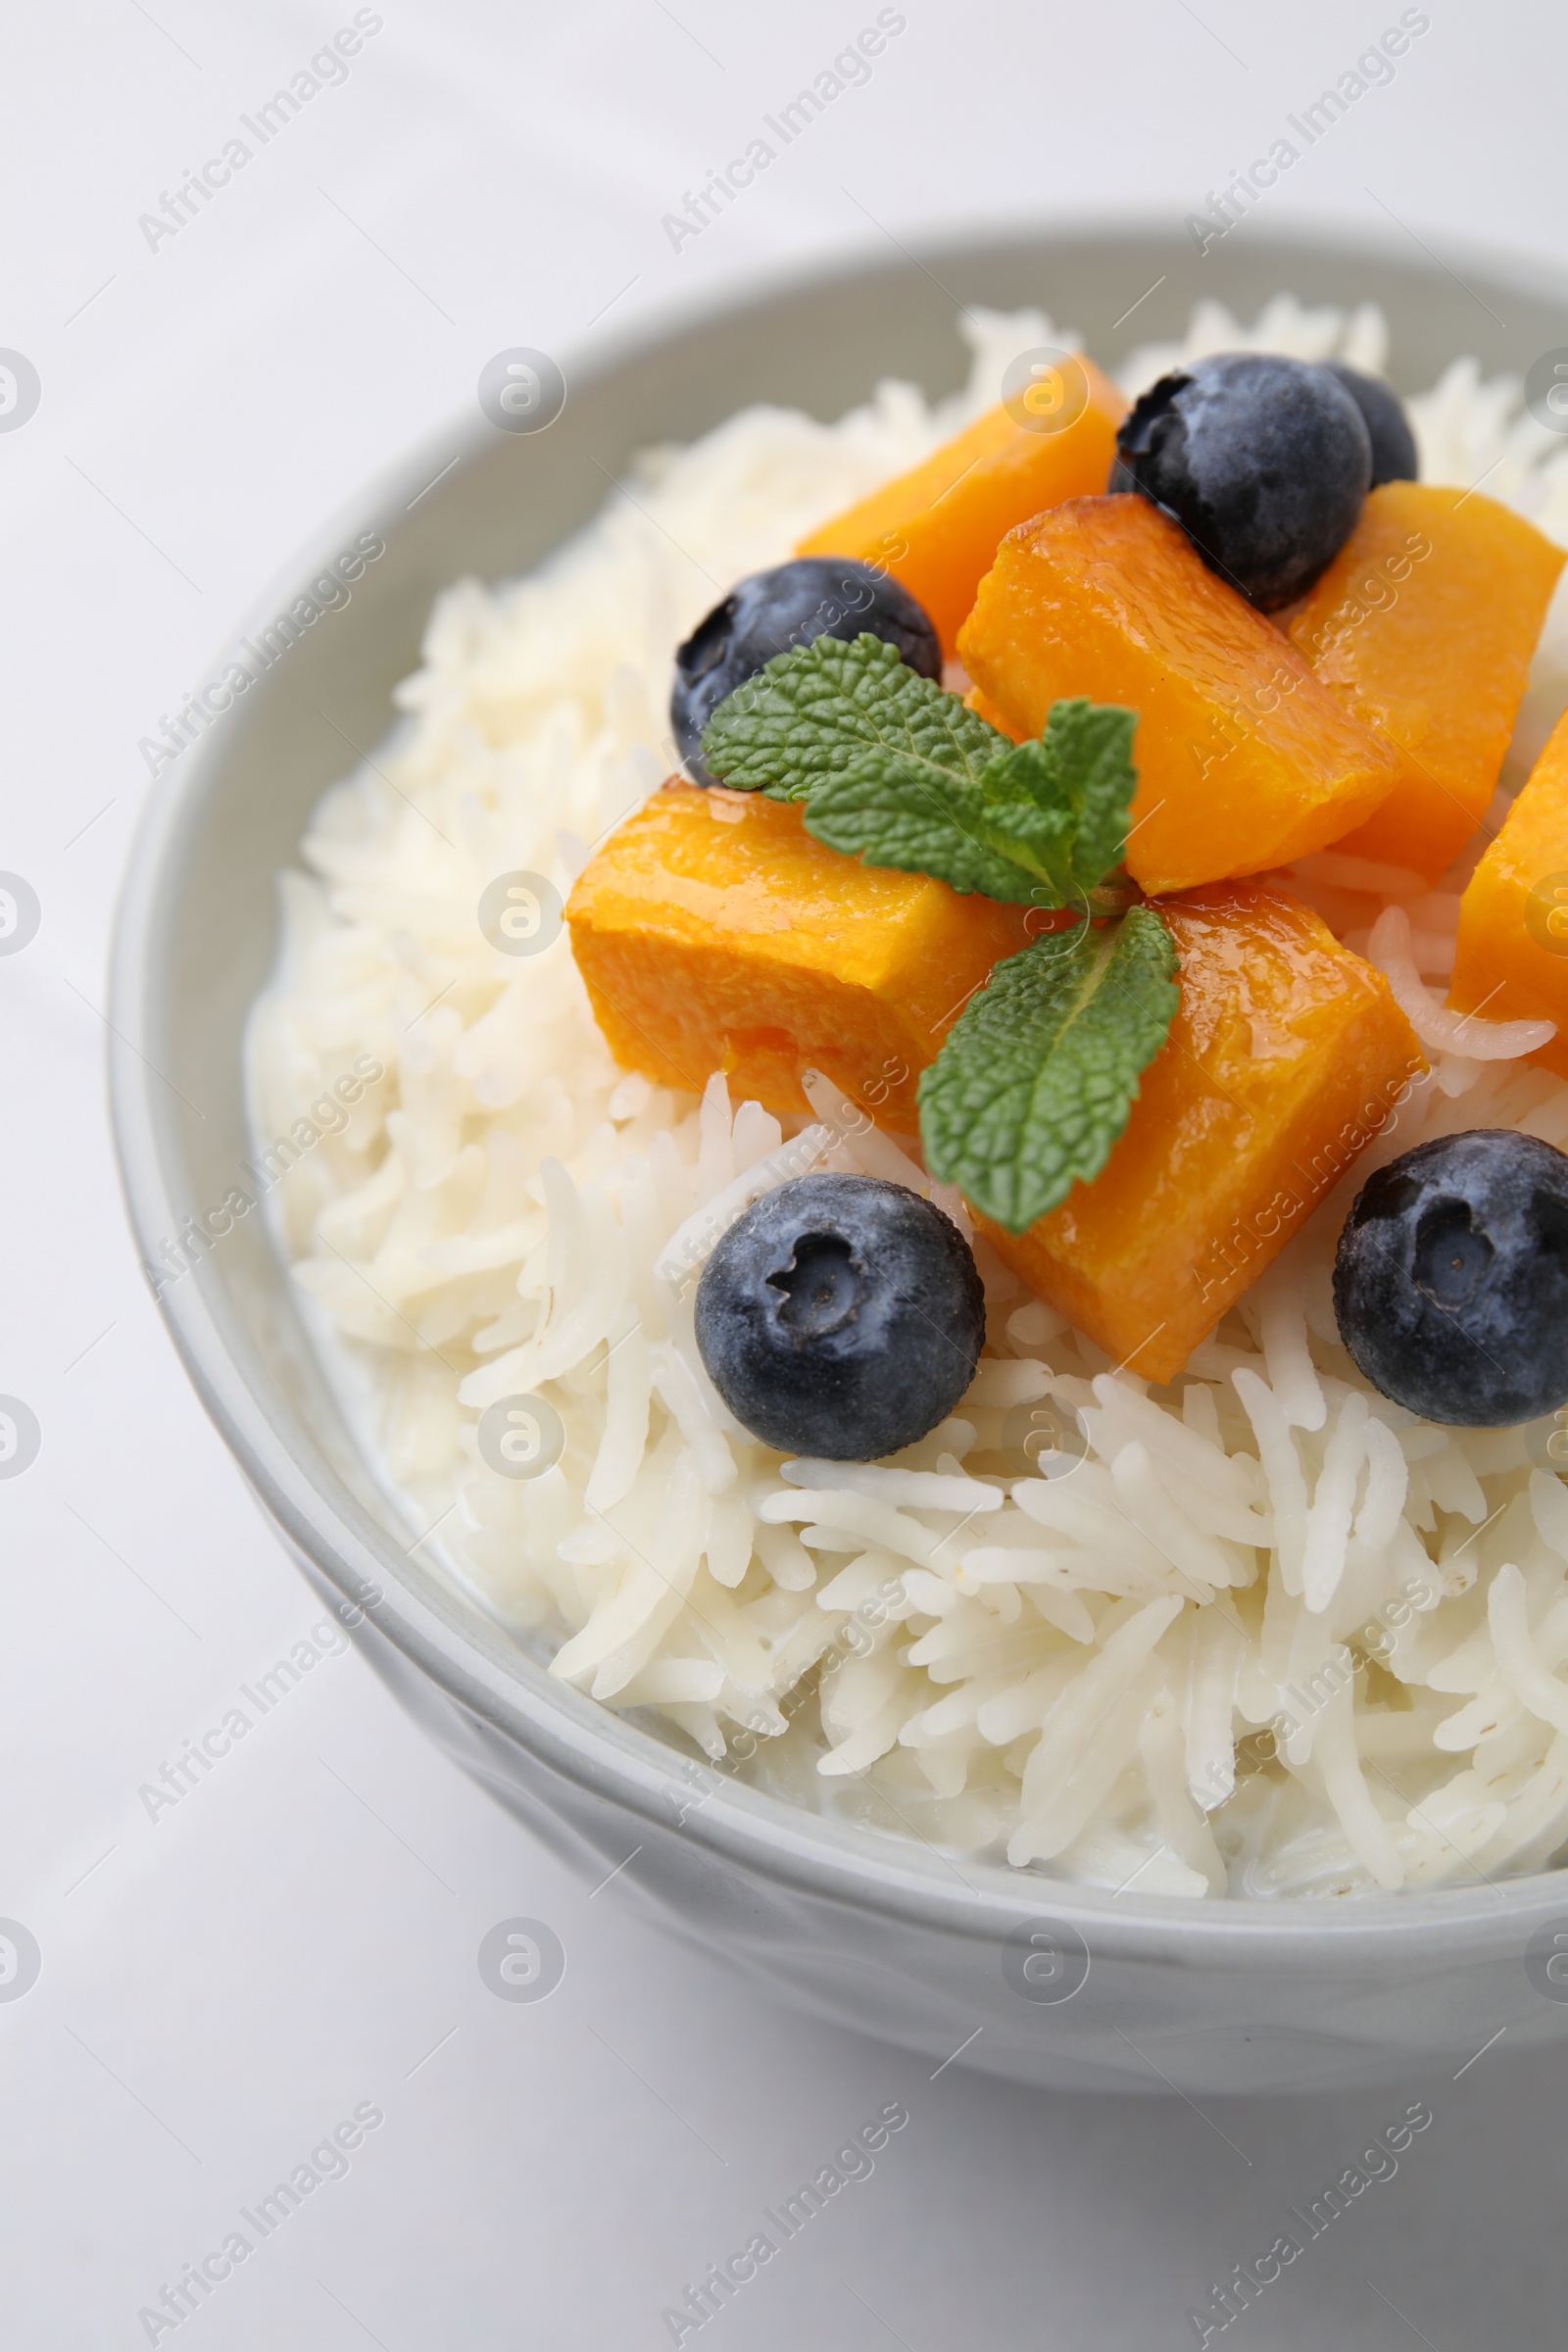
<box><xmin>1108</xmin><ymin>353</ymin><xmax>1372</xmax><ymax>610</ymax></box>
<box><xmin>1333</xmin><ymin>1130</ymin><xmax>1568</xmax><ymax>1425</ymax></box>
<box><xmin>694</xmin><ymin>1173</ymin><xmax>984</xmax><ymax>1459</ymax></box>
<box><xmin>671</xmin><ymin>559</ymin><xmax>941</xmax><ymax>786</ymax></box>
<box><xmin>1321</xmin><ymin>362</ymin><xmax>1419</xmax><ymax>488</ymax></box>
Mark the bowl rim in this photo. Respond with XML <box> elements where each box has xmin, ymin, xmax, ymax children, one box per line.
<box><xmin>109</xmin><ymin>213</ymin><xmax>1568</xmax><ymax>1966</ymax></box>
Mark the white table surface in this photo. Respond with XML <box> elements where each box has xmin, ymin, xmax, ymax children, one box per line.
<box><xmin>5</xmin><ymin>2</ymin><xmax>1568</xmax><ymax>2343</ymax></box>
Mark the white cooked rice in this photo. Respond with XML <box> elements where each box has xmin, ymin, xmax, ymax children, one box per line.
<box><xmin>247</xmin><ymin>296</ymin><xmax>1568</xmax><ymax>1899</ymax></box>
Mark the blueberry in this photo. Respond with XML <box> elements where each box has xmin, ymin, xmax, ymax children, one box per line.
<box><xmin>1108</xmin><ymin>353</ymin><xmax>1372</xmax><ymax>610</ymax></box>
<box><xmin>694</xmin><ymin>1173</ymin><xmax>985</xmax><ymax>1459</ymax></box>
<box><xmin>1320</xmin><ymin>361</ymin><xmax>1419</xmax><ymax>488</ymax></box>
<box><xmin>671</xmin><ymin>558</ymin><xmax>941</xmax><ymax>786</ymax></box>
<box><xmin>1333</xmin><ymin>1130</ymin><xmax>1568</xmax><ymax>1425</ymax></box>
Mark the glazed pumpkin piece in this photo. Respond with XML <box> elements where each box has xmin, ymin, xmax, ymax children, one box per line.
<box><xmin>957</xmin><ymin>496</ymin><xmax>1400</xmax><ymax>897</ymax></box>
<box><xmin>974</xmin><ymin>885</ymin><xmax>1425</xmax><ymax>1383</ymax></box>
<box><xmin>1448</xmin><ymin>706</ymin><xmax>1568</xmax><ymax>1079</ymax></box>
<box><xmin>795</xmin><ymin>360</ymin><xmax>1127</xmax><ymax>658</ymax></box>
<box><xmin>1285</xmin><ymin>482</ymin><xmax>1567</xmax><ymax>882</ymax></box>
<box><xmin>565</xmin><ymin>784</ymin><xmax>1035</xmax><ymax>1124</ymax></box>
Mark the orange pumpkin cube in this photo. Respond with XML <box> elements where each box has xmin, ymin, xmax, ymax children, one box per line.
<box><xmin>1285</xmin><ymin>482</ymin><xmax>1566</xmax><ymax>882</ymax></box>
<box><xmin>975</xmin><ymin>886</ymin><xmax>1425</xmax><ymax>1382</ymax></box>
<box><xmin>565</xmin><ymin>784</ymin><xmax>1035</xmax><ymax>1124</ymax></box>
<box><xmin>1447</xmin><ymin>707</ymin><xmax>1568</xmax><ymax>1078</ymax></box>
<box><xmin>795</xmin><ymin>360</ymin><xmax>1127</xmax><ymax>657</ymax></box>
<box><xmin>957</xmin><ymin>497</ymin><xmax>1400</xmax><ymax>897</ymax></box>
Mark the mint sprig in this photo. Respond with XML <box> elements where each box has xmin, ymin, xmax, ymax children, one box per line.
<box><xmin>701</xmin><ymin>636</ymin><xmax>1138</xmax><ymax>911</ymax></box>
<box><xmin>701</xmin><ymin>632</ymin><xmax>1005</xmax><ymax>802</ymax></box>
<box><xmin>917</xmin><ymin>907</ymin><xmax>1180</xmax><ymax>1233</ymax></box>
<box><xmin>697</xmin><ymin>633</ymin><xmax>1181</xmax><ymax>1229</ymax></box>
<box><xmin>800</xmin><ymin>756</ymin><xmax>1049</xmax><ymax>904</ymax></box>
<box><xmin>808</xmin><ymin>709</ymin><xmax>1142</xmax><ymax>908</ymax></box>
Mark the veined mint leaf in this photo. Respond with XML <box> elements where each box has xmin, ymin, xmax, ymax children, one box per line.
<box><xmin>700</xmin><ymin>633</ymin><xmax>1006</xmax><ymax>803</ymax></box>
<box><xmin>701</xmin><ymin>640</ymin><xmax>1142</xmax><ymax>915</ymax></box>
<box><xmin>976</xmin><ymin>700</ymin><xmax>1138</xmax><ymax>896</ymax></box>
<box><xmin>802</xmin><ymin>755</ymin><xmax>1054</xmax><ymax>904</ymax></box>
<box><xmin>917</xmin><ymin>906</ymin><xmax>1179</xmax><ymax>1233</ymax></box>
<box><xmin>804</xmin><ymin>715</ymin><xmax>1140</xmax><ymax>906</ymax></box>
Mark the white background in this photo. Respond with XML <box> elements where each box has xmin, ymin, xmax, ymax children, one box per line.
<box><xmin>4</xmin><ymin>2</ymin><xmax>1568</xmax><ymax>2345</ymax></box>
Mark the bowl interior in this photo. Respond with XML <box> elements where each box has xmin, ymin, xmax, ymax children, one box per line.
<box><xmin>113</xmin><ymin>220</ymin><xmax>1568</xmax><ymax>1929</ymax></box>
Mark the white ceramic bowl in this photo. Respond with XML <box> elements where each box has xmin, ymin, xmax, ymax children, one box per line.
<box><xmin>110</xmin><ymin>220</ymin><xmax>1568</xmax><ymax>2094</ymax></box>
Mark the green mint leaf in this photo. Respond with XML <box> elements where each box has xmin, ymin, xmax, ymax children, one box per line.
<box><xmin>801</xmin><ymin>755</ymin><xmax>1050</xmax><ymax>903</ymax></box>
<box><xmin>975</xmin><ymin>699</ymin><xmax>1139</xmax><ymax>897</ymax></box>
<box><xmin>701</xmin><ymin>640</ymin><xmax>1141</xmax><ymax>914</ymax></box>
<box><xmin>803</xmin><ymin>711</ymin><xmax>1140</xmax><ymax>906</ymax></box>
<box><xmin>699</xmin><ymin>633</ymin><xmax>1006</xmax><ymax>803</ymax></box>
<box><xmin>917</xmin><ymin>906</ymin><xmax>1180</xmax><ymax>1232</ymax></box>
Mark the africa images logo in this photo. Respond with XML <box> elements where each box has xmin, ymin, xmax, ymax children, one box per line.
<box><xmin>135</xmin><ymin>13</ymin><xmax>385</xmax><ymax>255</ymax></box>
